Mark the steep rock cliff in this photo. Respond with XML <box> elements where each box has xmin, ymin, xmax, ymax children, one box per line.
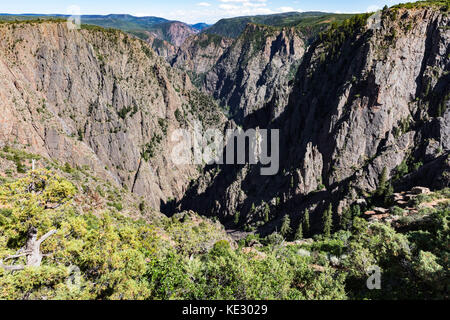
<box><xmin>171</xmin><ymin>33</ymin><xmax>233</xmax><ymax>76</ymax></box>
<box><xmin>150</xmin><ymin>21</ymin><xmax>198</xmax><ymax>47</ymax></box>
<box><xmin>146</xmin><ymin>34</ymin><xmax>177</xmax><ymax>60</ymax></box>
<box><xmin>180</xmin><ymin>6</ymin><xmax>450</xmax><ymax>234</ymax></box>
<box><xmin>0</xmin><ymin>21</ymin><xmax>225</xmax><ymax>211</ymax></box>
<box><xmin>203</xmin><ymin>24</ymin><xmax>306</xmax><ymax>124</ymax></box>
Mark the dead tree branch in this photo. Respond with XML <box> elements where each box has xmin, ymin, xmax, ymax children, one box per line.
<box><xmin>1</xmin><ymin>227</ymin><xmax>57</xmax><ymax>271</ymax></box>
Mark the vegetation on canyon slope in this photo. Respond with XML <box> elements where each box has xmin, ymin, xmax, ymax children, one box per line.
<box><xmin>204</xmin><ymin>12</ymin><xmax>356</xmax><ymax>39</ymax></box>
<box><xmin>0</xmin><ymin>147</ymin><xmax>448</xmax><ymax>300</ymax></box>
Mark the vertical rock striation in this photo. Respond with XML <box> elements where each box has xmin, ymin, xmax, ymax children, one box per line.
<box><xmin>0</xmin><ymin>21</ymin><xmax>225</xmax><ymax>211</ymax></box>
<box><xmin>180</xmin><ymin>7</ymin><xmax>450</xmax><ymax>233</ymax></box>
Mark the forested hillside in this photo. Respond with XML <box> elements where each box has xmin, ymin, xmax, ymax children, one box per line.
<box><xmin>1</xmin><ymin>151</ymin><xmax>447</xmax><ymax>299</ymax></box>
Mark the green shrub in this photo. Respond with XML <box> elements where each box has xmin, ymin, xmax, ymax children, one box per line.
<box><xmin>212</xmin><ymin>240</ymin><xmax>231</xmax><ymax>253</ymax></box>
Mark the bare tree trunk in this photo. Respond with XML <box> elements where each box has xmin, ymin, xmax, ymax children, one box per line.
<box><xmin>0</xmin><ymin>227</ymin><xmax>56</xmax><ymax>271</ymax></box>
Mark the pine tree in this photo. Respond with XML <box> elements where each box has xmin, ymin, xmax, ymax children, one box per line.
<box><xmin>340</xmin><ymin>208</ymin><xmax>352</xmax><ymax>231</ymax></box>
<box><xmin>323</xmin><ymin>204</ymin><xmax>333</xmax><ymax>237</ymax></box>
<box><xmin>352</xmin><ymin>204</ymin><xmax>361</xmax><ymax>217</ymax></box>
<box><xmin>234</xmin><ymin>211</ymin><xmax>240</xmax><ymax>225</ymax></box>
<box><xmin>384</xmin><ymin>183</ymin><xmax>394</xmax><ymax>206</ymax></box>
<box><xmin>263</xmin><ymin>203</ymin><xmax>270</xmax><ymax>223</ymax></box>
<box><xmin>280</xmin><ymin>214</ymin><xmax>292</xmax><ymax>238</ymax></box>
<box><xmin>303</xmin><ymin>209</ymin><xmax>310</xmax><ymax>236</ymax></box>
<box><xmin>376</xmin><ymin>167</ymin><xmax>388</xmax><ymax>197</ymax></box>
<box><xmin>294</xmin><ymin>223</ymin><xmax>303</xmax><ymax>240</ymax></box>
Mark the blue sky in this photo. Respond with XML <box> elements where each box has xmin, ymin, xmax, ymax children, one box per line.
<box><xmin>2</xmin><ymin>0</ymin><xmax>404</xmax><ymax>24</ymax></box>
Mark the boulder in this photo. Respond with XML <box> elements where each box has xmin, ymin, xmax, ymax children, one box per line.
<box><xmin>355</xmin><ymin>199</ymin><xmax>368</xmax><ymax>207</ymax></box>
<box><xmin>373</xmin><ymin>207</ymin><xmax>389</xmax><ymax>214</ymax></box>
<box><xmin>411</xmin><ymin>187</ymin><xmax>431</xmax><ymax>195</ymax></box>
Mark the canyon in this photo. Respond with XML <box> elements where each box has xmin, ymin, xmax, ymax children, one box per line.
<box><xmin>0</xmin><ymin>3</ymin><xmax>449</xmax><ymax>234</ymax></box>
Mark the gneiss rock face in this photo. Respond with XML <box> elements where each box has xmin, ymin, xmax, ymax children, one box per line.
<box><xmin>170</xmin><ymin>23</ymin><xmax>306</xmax><ymax>125</ymax></box>
<box><xmin>171</xmin><ymin>33</ymin><xmax>234</xmax><ymax>75</ymax></box>
<box><xmin>0</xmin><ymin>21</ymin><xmax>225</xmax><ymax>211</ymax></box>
<box><xmin>180</xmin><ymin>7</ymin><xmax>450</xmax><ymax>234</ymax></box>
<box><xmin>203</xmin><ymin>23</ymin><xmax>306</xmax><ymax>125</ymax></box>
<box><xmin>150</xmin><ymin>21</ymin><xmax>199</xmax><ymax>47</ymax></box>
<box><xmin>146</xmin><ymin>34</ymin><xmax>178</xmax><ymax>60</ymax></box>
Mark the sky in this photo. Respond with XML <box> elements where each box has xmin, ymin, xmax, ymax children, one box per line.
<box><xmin>1</xmin><ymin>0</ymin><xmax>404</xmax><ymax>24</ymax></box>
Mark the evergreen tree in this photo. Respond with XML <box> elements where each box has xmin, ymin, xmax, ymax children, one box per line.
<box><xmin>303</xmin><ymin>209</ymin><xmax>310</xmax><ymax>236</ymax></box>
<box><xmin>340</xmin><ymin>208</ymin><xmax>352</xmax><ymax>231</ymax></box>
<box><xmin>352</xmin><ymin>204</ymin><xmax>361</xmax><ymax>217</ymax></box>
<box><xmin>376</xmin><ymin>167</ymin><xmax>388</xmax><ymax>197</ymax></box>
<box><xmin>294</xmin><ymin>223</ymin><xmax>303</xmax><ymax>240</ymax></box>
<box><xmin>384</xmin><ymin>183</ymin><xmax>394</xmax><ymax>206</ymax></box>
<box><xmin>323</xmin><ymin>204</ymin><xmax>333</xmax><ymax>237</ymax></box>
<box><xmin>280</xmin><ymin>214</ymin><xmax>292</xmax><ymax>238</ymax></box>
<box><xmin>234</xmin><ymin>211</ymin><xmax>240</xmax><ymax>225</ymax></box>
<box><xmin>263</xmin><ymin>203</ymin><xmax>270</xmax><ymax>223</ymax></box>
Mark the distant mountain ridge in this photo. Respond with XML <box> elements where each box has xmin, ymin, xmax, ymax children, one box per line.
<box><xmin>0</xmin><ymin>13</ymin><xmax>205</xmax><ymax>46</ymax></box>
<box><xmin>0</xmin><ymin>11</ymin><xmax>355</xmax><ymax>46</ymax></box>
<box><xmin>203</xmin><ymin>11</ymin><xmax>356</xmax><ymax>38</ymax></box>
<box><xmin>0</xmin><ymin>13</ymin><xmax>169</xmax><ymax>24</ymax></box>
<box><xmin>191</xmin><ymin>23</ymin><xmax>211</xmax><ymax>31</ymax></box>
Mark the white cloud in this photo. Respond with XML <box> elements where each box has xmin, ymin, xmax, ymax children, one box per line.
<box><xmin>366</xmin><ymin>5</ymin><xmax>381</xmax><ymax>12</ymax></box>
<box><xmin>220</xmin><ymin>0</ymin><xmax>249</xmax><ymax>2</ymax></box>
<box><xmin>216</xmin><ymin>0</ymin><xmax>277</xmax><ymax>16</ymax></box>
<box><xmin>277</xmin><ymin>7</ymin><xmax>304</xmax><ymax>13</ymax></box>
<box><xmin>218</xmin><ymin>5</ymin><xmax>273</xmax><ymax>16</ymax></box>
<box><xmin>146</xmin><ymin>0</ymin><xmax>379</xmax><ymax>24</ymax></box>
<box><xmin>243</xmin><ymin>2</ymin><xmax>267</xmax><ymax>8</ymax></box>
<box><xmin>219</xmin><ymin>4</ymin><xmax>240</xmax><ymax>10</ymax></box>
<box><xmin>278</xmin><ymin>7</ymin><xmax>294</xmax><ymax>12</ymax></box>
<box><xmin>220</xmin><ymin>0</ymin><xmax>267</xmax><ymax>2</ymax></box>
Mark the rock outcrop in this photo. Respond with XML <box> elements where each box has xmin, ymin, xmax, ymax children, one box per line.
<box><xmin>0</xmin><ymin>21</ymin><xmax>225</xmax><ymax>211</ymax></box>
<box><xmin>203</xmin><ymin>24</ymin><xmax>306</xmax><ymax>124</ymax></box>
<box><xmin>172</xmin><ymin>33</ymin><xmax>234</xmax><ymax>75</ymax></box>
<box><xmin>180</xmin><ymin>7</ymin><xmax>450</xmax><ymax>234</ymax></box>
<box><xmin>146</xmin><ymin>34</ymin><xmax>178</xmax><ymax>60</ymax></box>
<box><xmin>150</xmin><ymin>21</ymin><xmax>198</xmax><ymax>47</ymax></box>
